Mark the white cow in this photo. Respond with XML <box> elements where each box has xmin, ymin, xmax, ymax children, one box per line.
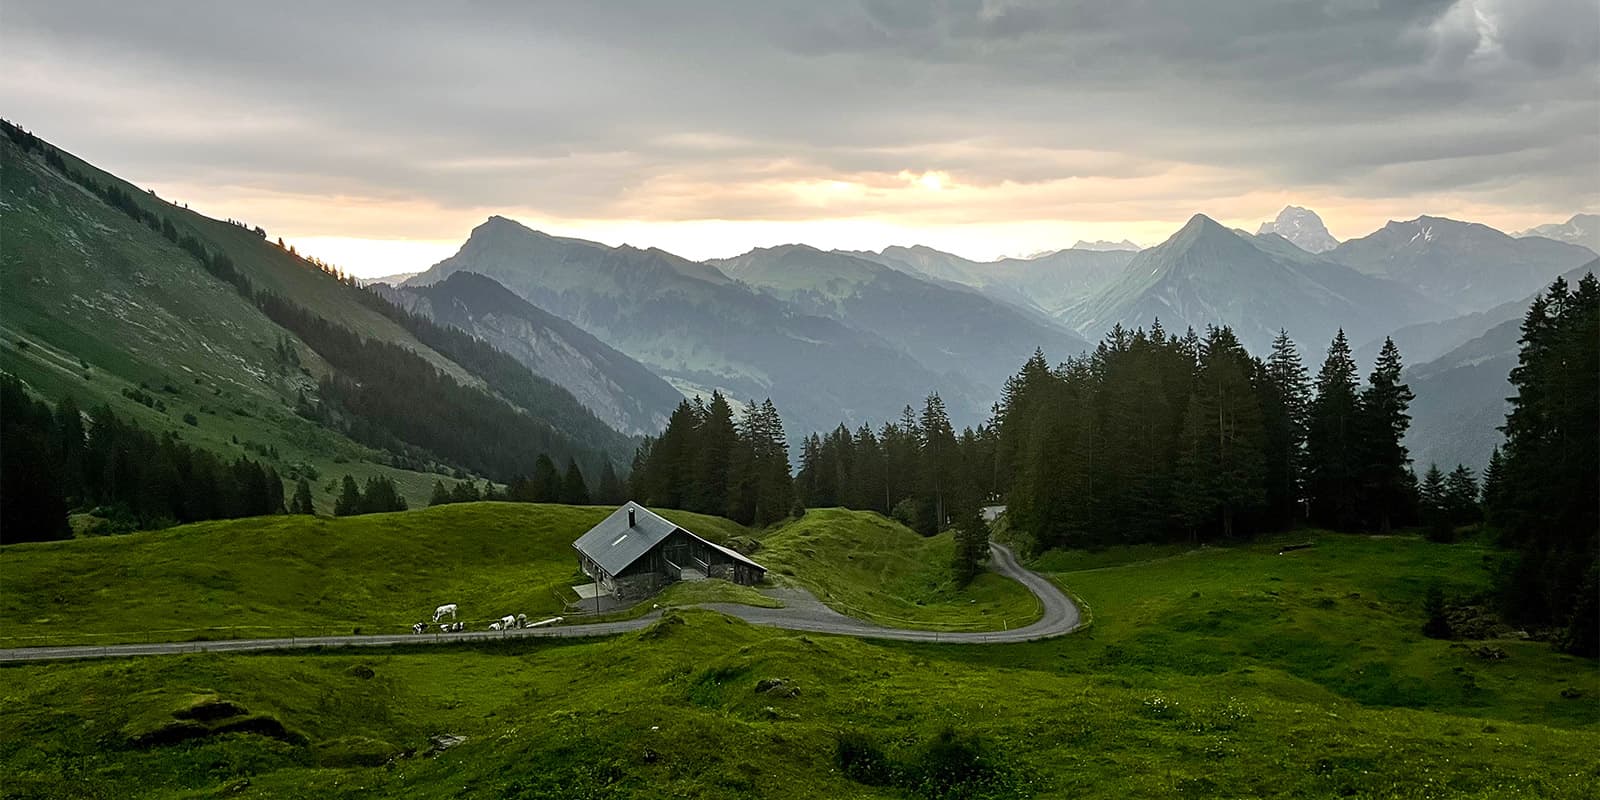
<box><xmin>488</xmin><ymin>622</ymin><xmax>502</xmax><ymax>631</ymax></box>
<box><xmin>433</xmin><ymin>603</ymin><xmax>458</xmax><ymax>622</ymax></box>
<box><xmin>499</xmin><ymin>614</ymin><xmax>517</xmax><ymax>630</ymax></box>
<box><xmin>516</xmin><ymin>613</ymin><xmax>528</xmax><ymax>628</ymax></box>
<box><xmin>411</xmin><ymin>622</ymin><xmax>426</xmax><ymax>634</ymax></box>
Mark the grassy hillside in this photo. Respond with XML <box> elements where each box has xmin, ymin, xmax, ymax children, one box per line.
<box><xmin>0</xmin><ymin>505</ymin><xmax>1035</xmax><ymax>646</ymax></box>
<box><xmin>757</xmin><ymin>509</ymin><xmax>1041</xmax><ymax>630</ymax></box>
<box><xmin>0</xmin><ymin>134</ymin><xmax>477</xmax><ymax>510</ymax></box>
<box><xmin>0</xmin><ymin>503</ymin><xmax>748</xmax><ymax>647</ymax></box>
<box><xmin>1</xmin><ymin>531</ymin><xmax>1594</xmax><ymax>798</ymax></box>
<box><xmin>3</xmin><ymin>130</ymin><xmax>638</xmax><ymax>512</ymax></box>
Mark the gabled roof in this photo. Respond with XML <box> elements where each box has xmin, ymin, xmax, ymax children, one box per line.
<box><xmin>571</xmin><ymin>502</ymin><xmax>765</xmax><ymax>576</ymax></box>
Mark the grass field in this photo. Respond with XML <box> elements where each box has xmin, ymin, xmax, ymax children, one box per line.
<box><xmin>0</xmin><ymin>504</ymin><xmax>1033</xmax><ymax>646</ymax></box>
<box><xmin>1</xmin><ymin>525</ymin><xmax>1595</xmax><ymax>799</ymax></box>
<box><xmin>0</xmin><ymin>503</ymin><xmax>743</xmax><ymax>646</ymax></box>
<box><xmin>757</xmin><ymin>509</ymin><xmax>1042</xmax><ymax>630</ymax></box>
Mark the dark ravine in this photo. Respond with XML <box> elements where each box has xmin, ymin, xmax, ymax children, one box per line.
<box><xmin>0</xmin><ymin>544</ymin><xmax>1080</xmax><ymax>663</ymax></box>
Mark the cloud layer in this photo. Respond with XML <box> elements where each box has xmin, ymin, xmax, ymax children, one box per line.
<box><xmin>6</xmin><ymin>1</ymin><xmax>1597</xmax><ymax>271</ymax></box>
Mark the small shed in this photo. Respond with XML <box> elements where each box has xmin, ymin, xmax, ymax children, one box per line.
<box><xmin>572</xmin><ymin>502</ymin><xmax>767</xmax><ymax>601</ymax></box>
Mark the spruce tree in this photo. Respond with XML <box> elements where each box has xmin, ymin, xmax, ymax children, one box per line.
<box><xmin>1495</xmin><ymin>273</ymin><xmax>1598</xmax><ymax>655</ymax></box>
<box><xmin>1479</xmin><ymin>446</ymin><xmax>1506</xmax><ymax>525</ymax></box>
<box><xmin>560</xmin><ymin>458</ymin><xmax>591</xmax><ymax>505</ymax></box>
<box><xmin>1443</xmin><ymin>465</ymin><xmax>1479</xmax><ymax>526</ymax></box>
<box><xmin>1306</xmin><ymin>330</ymin><xmax>1363</xmax><ymax>530</ymax></box>
<box><xmin>333</xmin><ymin>474</ymin><xmax>363</xmax><ymax>516</ymax></box>
<box><xmin>429</xmin><ymin>480</ymin><xmax>452</xmax><ymax>507</ymax></box>
<box><xmin>692</xmin><ymin>392</ymin><xmax>736</xmax><ymax>514</ymax></box>
<box><xmin>293</xmin><ymin>477</ymin><xmax>317</xmax><ymax>514</ymax></box>
<box><xmin>596</xmin><ymin>461</ymin><xmax>624</xmax><ymax>505</ymax></box>
<box><xmin>530</xmin><ymin>454</ymin><xmax>561</xmax><ymax>503</ymax></box>
<box><xmin>1260</xmin><ymin>330</ymin><xmax>1310</xmax><ymax>527</ymax></box>
<box><xmin>918</xmin><ymin>393</ymin><xmax>958</xmax><ymax>533</ymax></box>
<box><xmin>1173</xmin><ymin>327</ymin><xmax>1266</xmax><ymax>540</ymax></box>
<box><xmin>1356</xmin><ymin>338</ymin><xmax>1415</xmax><ymax>532</ymax></box>
<box><xmin>950</xmin><ymin>503</ymin><xmax>989</xmax><ymax>585</ymax></box>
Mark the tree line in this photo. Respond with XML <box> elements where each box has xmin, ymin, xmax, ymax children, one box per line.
<box><xmin>1</xmin><ymin>378</ymin><xmax>285</xmax><ymax>543</ymax></box>
<box><xmin>1484</xmin><ymin>274</ymin><xmax>1597</xmax><ymax>656</ymax></box>
<box><xmin>627</xmin><ymin>394</ymin><xmax>795</xmax><ymax>527</ymax></box>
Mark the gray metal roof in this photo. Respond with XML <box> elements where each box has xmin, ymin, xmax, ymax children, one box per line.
<box><xmin>571</xmin><ymin>502</ymin><xmax>765</xmax><ymax>576</ymax></box>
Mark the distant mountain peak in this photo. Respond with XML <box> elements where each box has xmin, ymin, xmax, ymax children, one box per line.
<box><xmin>1514</xmin><ymin>213</ymin><xmax>1600</xmax><ymax>254</ymax></box>
<box><xmin>1070</xmin><ymin>239</ymin><xmax>1141</xmax><ymax>252</ymax></box>
<box><xmin>1257</xmin><ymin>206</ymin><xmax>1338</xmax><ymax>253</ymax></box>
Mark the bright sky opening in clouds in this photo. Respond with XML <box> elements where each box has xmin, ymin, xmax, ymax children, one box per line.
<box><xmin>5</xmin><ymin>0</ymin><xmax>1597</xmax><ymax>276</ymax></box>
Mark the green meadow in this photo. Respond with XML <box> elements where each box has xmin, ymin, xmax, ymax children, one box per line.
<box><xmin>0</xmin><ymin>506</ymin><xmax>1596</xmax><ymax>798</ymax></box>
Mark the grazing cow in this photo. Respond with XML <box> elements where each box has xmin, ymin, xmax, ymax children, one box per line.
<box><xmin>438</xmin><ymin>622</ymin><xmax>453</xmax><ymax>633</ymax></box>
<box><xmin>453</xmin><ymin>621</ymin><xmax>465</xmax><ymax>632</ymax></box>
<box><xmin>411</xmin><ymin>622</ymin><xmax>426</xmax><ymax>634</ymax></box>
<box><xmin>489</xmin><ymin>622</ymin><xmax>502</xmax><ymax>631</ymax></box>
<box><xmin>500</xmin><ymin>614</ymin><xmax>517</xmax><ymax>630</ymax></box>
<box><xmin>433</xmin><ymin>603</ymin><xmax>458</xmax><ymax>622</ymax></box>
<box><xmin>516</xmin><ymin>613</ymin><xmax>528</xmax><ymax>628</ymax></box>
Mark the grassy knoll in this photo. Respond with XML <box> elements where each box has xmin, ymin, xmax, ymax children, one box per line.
<box><xmin>756</xmin><ymin>508</ymin><xmax>1042</xmax><ymax>631</ymax></box>
<box><xmin>1023</xmin><ymin>532</ymin><xmax>1599</xmax><ymax>730</ymax></box>
<box><xmin>0</xmin><ymin>503</ymin><xmax>747</xmax><ymax>646</ymax></box>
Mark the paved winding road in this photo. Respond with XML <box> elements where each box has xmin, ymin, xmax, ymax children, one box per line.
<box><xmin>0</xmin><ymin>544</ymin><xmax>1080</xmax><ymax>663</ymax></box>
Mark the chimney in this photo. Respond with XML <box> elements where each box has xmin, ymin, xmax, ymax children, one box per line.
<box><xmin>628</xmin><ymin>508</ymin><xmax>636</xmax><ymax>528</ymax></box>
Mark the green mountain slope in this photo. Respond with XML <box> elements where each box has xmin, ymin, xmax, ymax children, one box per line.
<box><xmin>711</xmin><ymin>244</ymin><xmax>1090</xmax><ymax>402</ymax></box>
<box><xmin>0</xmin><ymin>126</ymin><xmax>632</xmax><ymax>508</ymax></box>
<box><xmin>408</xmin><ymin>217</ymin><xmax>967</xmax><ymax>434</ymax></box>
<box><xmin>375</xmin><ymin>272</ymin><xmax>683</xmax><ymax>436</ymax></box>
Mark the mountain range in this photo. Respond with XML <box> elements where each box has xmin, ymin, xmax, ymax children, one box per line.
<box><xmin>405</xmin><ymin>218</ymin><xmax>978</xmax><ymax>436</ymax></box>
<box><xmin>1328</xmin><ymin>215</ymin><xmax>1594</xmax><ymax>312</ymax></box>
<box><xmin>9</xmin><ymin>121</ymin><xmax>1593</xmax><ymax>486</ymax></box>
<box><xmin>1064</xmin><ymin>214</ymin><xmax>1448</xmax><ymax>354</ymax></box>
<box><xmin>709</xmin><ymin>244</ymin><xmax>1089</xmax><ymax>403</ymax></box>
<box><xmin>1515</xmin><ymin>213</ymin><xmax>1600</xmax><ymax>254</ymax></box>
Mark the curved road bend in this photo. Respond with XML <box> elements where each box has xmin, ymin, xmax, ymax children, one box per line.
<box><xmin>0</xmin><ymin>544</ymin><xmax>1080</xmax><ymax>664</ymax></box>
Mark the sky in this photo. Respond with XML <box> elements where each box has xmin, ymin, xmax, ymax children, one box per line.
<box><xmin>5</xmin><ymin>0</ymin><xmax>1598</xmax><ymax>277</ymax></box>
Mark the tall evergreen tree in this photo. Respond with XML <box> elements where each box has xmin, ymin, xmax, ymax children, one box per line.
<box><xmin>1260</xmin><ymin>330</ymin><xmax>1310</xmax><ymax>527</ymax></box>
<box><xmin>1443</xmin><ymin>464</ymin><xmax>1479</xmax><ymax>525</ymax></box>
<box><xmin>950</xmin><ymin>503</ymin><xmax>990</xmax><ymax>585</ymax></box>
<box><xmin>1494</xmin><ymin>273</ymin><xmax>1599</xmax><ymax>655</ymax></box>
<box><xmin>1356</xmin><ymin>338</ymin><xmax>1415</xmax><ymax>532</ymax></box>
<box><xmin>530</xmin><ymin>454</ymin><xmax>561</xmax><ymax>503</ymax></box>
<box><xmin>1306</xmin><ymin>330</ymin><xmax>1363</xmax><ymax>530</ymax></box>
<box><xmin>596</xmin><ymin>461</ymin><xmax>625</xmax><ymax>505</ymax></box>
<box><xmin>1173</xmin><ymin>327</ymin><xmax>1266</xmax><ymax>539</ymax></box>
<box><xmin>333</xmin><ymin>474</ymin><xmax>363</xmax><ymax>517</ymax></box>
<box><xmin>560</xmin><ymin>458</ymin><xmax>591</xmax><ymax>505</ymax></box>
<box><xmin>692</xmin><ymin>392</ymin><xmax>736</xmax><ymax>514</ymax></box>
<box><xmin>918</xmin><ymin>393</ymin><xmax>958</xmax><ymax>534</ymax></box>
<box><xmin>292</xmin><ymin>477</ymin><xmax>316</xmax><ymax>514</ymax></box>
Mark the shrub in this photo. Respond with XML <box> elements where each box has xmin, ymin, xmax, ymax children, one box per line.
<box><xmin>835</xmin><ymin>731</ymin><xmax>891</xmax><ymax>786</ymax></box>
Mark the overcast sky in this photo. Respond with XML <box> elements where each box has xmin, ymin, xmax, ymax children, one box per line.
<box><xmin>6</xmin><ymin>0</ymin><xmax>1597</xmax><ymax>276</ymax></box>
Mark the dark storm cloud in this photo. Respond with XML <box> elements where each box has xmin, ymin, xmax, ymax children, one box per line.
<box><xmin>4</xmin><ymin>0</ymin><xmax>1596</xmax><ymax>224</ymax></box>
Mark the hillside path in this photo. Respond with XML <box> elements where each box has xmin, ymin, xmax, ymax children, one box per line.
<box><xmin>0</xmin><ymin>544</ymin><xmax>1080</xmax><ymax>663</ymax></box>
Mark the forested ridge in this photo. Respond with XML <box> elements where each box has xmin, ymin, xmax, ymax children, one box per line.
<box><xmin>1</xmin><ymin>378</ymin><xmax>285</xmax><ymax>542</ymax></box>
<box><xmin>1</xmin><ymin>120</ymin><xmax>628</xmax><ymax>487</ymax></box>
